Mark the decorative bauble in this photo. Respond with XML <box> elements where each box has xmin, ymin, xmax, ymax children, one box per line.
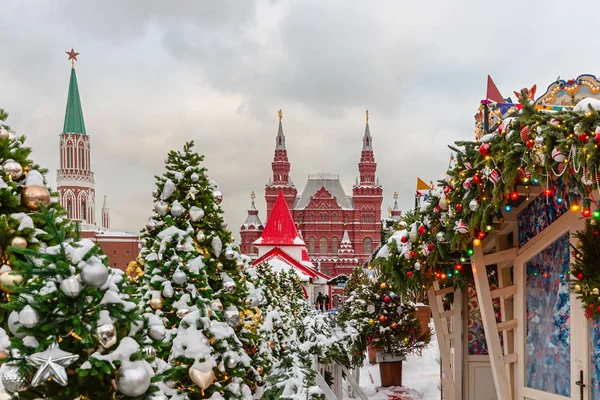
<box><xmin>380</xmin><ymin>283</ymin><xmax>387</xmax><ymax>290</ymax></box>
<box><xmin>60</xmin><ymin>277</ymin><xmax>81</xmax><ymax>297</ymax></box>
<box><xmin>176</xmin><ymin>309</ymin><xmax>190</xmax><ymax>318</ymax></box>
<box><xmin>152</xmin><ymin>189</ymin><xmax>161</xmax><ymax>198</ymax></box>
<box><xmin>95</xmin><ymin>323</ymin><xmax>117</xmax><ymax>348</ymax></box>
<box><xmin>211</xmin><ymin>299</ymin><xmax>223</xmax><ymax>312</ymax></box>
<box><xmin>223</xmin><ymin>280</ymin><xmax>236</xmax><ymax>293</ymax></box>
<box><xmin>211</xmin><ymin>236</ymin><xmax>223</xmax><ymax>257</ymax></box>
<box><xmin>80</xmin><ymin>262</ymin><xmax>109</xmax><ymax>288</ymax></box>
<box><xmin>479</xmin><ymin>143</ymin><xmax>490</xmax><ymax>157</ymax></box>
<box><xmin>116</xmin><ymin>361</ymin><xmax>151</xmax><ymax>397</ymax></box>
<box><xmin>267</xmin><ymin>340</ymin><xmax>276</xmax><ymax>350</ymax></box>
<box><xmin>455</xmin><ymin>221</ymin><xmax>468</xmax><ymax>234</ymax></box>
<box><xmin>10</xmin><ymin>236</ymin><xmax>27</xmax><ymax>250</ymax></box>
<box><xmin>418</xmin><ymin>225</ymin><xmax>426</xmax><ymax>235</ymax></box>
<box><xmin>438</xmin><ymin>196</ymin><xmax>448</xmax><ymax>210</ymax></box>
<box><xmin>172</xmin><ymin>269</ymin><xmax>187</xmax><ymax>285</ymax></box>
<box><xmin>436</xmin><ymin>232</ymin><xmax>446</xmax><ymax>243</ymax></box>
<box><xmin>225</xmin><ymin>310</ymin><xmax>240</xmax><ymax>327</ymax></box>
<box><xmin>190</xmin><ymin>172</ymin><xmax>200</xmax><ymax>182</ymax></box>
<box><xmin>400</xmin><ymin>236</ymin><xmax>408</xmax><ymax>243</ymax></box>
<box><xmin>552</xmin><ymin>148</ymin><xmax>566</xmax><ymax>162</ymax></box>
<box><xmin>404</xmin><ymin>337</ymin><xmax>410</xmax><ymax>344</ymax></box>
<box><xmin>407</xmin><ymin>271</ymin><xmax>413</xmax><ymax>277</ymax></box>
<box><xmin>2</xmin><ymin>159</ymin><xmax>23</xmax><ymax>180</ymax></box>
<box><xmin>161</xmin><ymin>179</ymin><xmax>176</xmax><ymax>200</ymax></box>
<box><xmin>217</xmin><ymin>262</ymin><xmax>223</xmax><ymax>270</ymax></box>
<box><xmin>472</xmin><ymin>174</ymin><xmax>481</xmax><ymax>184</ymax></box>
<box><xmin>463</xmin><ymin>178</ymin><xmax>473</xmax><ymax>191</ymax></box>
<box><xmin>2</xmin><ymin>364</ymin><xmax>27</xmax><ymax>393</ymax></box>
<box><xmin>0</xmin><ymin>270</ymin><xmax>23</xmax><ymax>293</ymax></box>
<box><xmin>170</xmin><ymin>200</ymin><xmax>184</xmax><ymax>217</ymax></box>
<box><xmin>143</xmin><ymin>346</ymin><xmax>156</xmax><ymax>358</ymax></box>
<box><xmin>469</xmin><ymin>199</ymin><xmax>480</xmax><ymax>212</ymax></box>
<box><xmin>226</xmin><ymin>357</ymin><xmax>238</xmax><ymax>368</ymax></box>
<box><xmin>188</xmin><ymin>367</ymin><xmax>215</xmax><ymax>390</ymax></box>
<box><xmin>520</xmin><ymin>126</ymin><xmax>531</xmax><ymax>142</ymax></box>
<box><xmin>221</xmin><ymin>221</ymin><xmax>228</xmax><ymax>229</ymax></box>
<box><xmin>189</xmin><ymin>206</ymin><xmax>205</xmax><ymax>222</ymax></box>
<box><xmin>8</xmin><ymin>312</ymin><xmax>26</xmax><ymax>338</ymax></box>
<box><xmin>0</xmin><ymin>126</ymin><xmax>9</xmax><ymax>141</ymax></box>
<box><xmin>149</xmin><ymin>298</ymin><xmax>163</xmax><ymax>310</ymax></box>
<box><xmin>391</xmin><ymin>322</ymin><xmax>398</xmax><ymax>329</ymax></box>
<box><xmin>574</xmin><ymin>284</ymin><xmax>582</xmax><ymax>292</ymax></box>
<box><xmin>244</xmin><ymin>298</ymin><xmax>252</xmax><ymax>307</ymax></box>
<box><xmin>19</xmin><ymin>305</ymin><xmax>39</xmax><ymax>328</ymax></box>
<box><xmin>256</xmin><ymin>366</ymin><xmax>264</xmax><ymax>374</ymax></box>
<box><xmin>455</xmin><ymin>203</ymin><xmax>463</xmax><ymax>212</ymax></box>
<box><xmin>379</xmin><ymin>315</ymin><xmax>387</xmax><ymax>322</ymax></box>
<box><xmin>196</xmin><ymin>231</ymin><xmax>205</xmax><ymax>242</ymax></box>
<box><xmin>383</xmin><ymin>295</ymin><xmax>391</xmax><ymax>303</ymax></box>
<box><xmin>154</xmin><ymin>201</ymin><xmax>169</xmax><ymax>216</ymax></box>
<box><xmin>414</xmin><ymin>262</ymin><xmax>421</xmax><ymax>271</ymax></box>
<box><xmin>577</xmin><ymin>273</ymin><xmax>584</xmax><ymax>280</ymax></box>
<box><xmin>148</xmin><ymin>325</ymin><xmax>166</xmax><ymax>341</ymax></box>
<box><xmin>593</xmin><ymin>288</ymin><xmax>600</xmax><ymax>296</ymax></box>
<box><xmin>213</xmin><ymin>189</ymin><xmax>223</xmax><ymax>205</ymax></box>
<box><xmin>22</xmin><ymin>186</ymin><xmax>51</xmax><ymax>210</ymax></box>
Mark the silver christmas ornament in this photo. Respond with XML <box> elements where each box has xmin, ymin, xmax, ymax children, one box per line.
<box><xmin>1</xmin><ymin>364</ymin><xmax>27</xmax><ymax>393</ymax></box>
<box><xmin>162</xmin><ymin>284</ymin><xmax>174</xmax><ymax>298</ymax></box>
<box><xmin>176</xmin><ymin>308</ymin><xmax>190</xmax><ymax>318</ymax></box>
<box><xmin>225</xmin><ymin>309</ymin><xmax>240</xmax><ymax>327</ymax></box>
<box><xmin>436</xmin><ymin>232</ymin><xmax>446</xmax><ymax>243</ymax></box>
<box><xmin>223</xmin><ymin>280</ymin><xmax>236</xmax><ymax>293</ymax></box>
<box><xmin>211</xmin><ymin>236</ymin><xmax>222</xmax><ymax>257</ymax></box>
<box><xmin>185</xmin><ymin>187</ymin><xmax>199</xmax><ymax>200</ymax></box>
<box><xmin>220</xmin><ymin>221</ymin><xmax>228</xmax><ymax>229</ymax></box>
<box><xmin>148</xmin><ymin>324</ymin><xmax>166</xmax><ymax>341</ymax></box>
<box><xmin>196</xmin><ymin>231</ymin><xmax>205</xmax><ymax>242</ymax></box>
<box><xmin>8</xmin><ymin>311</ymin><xmax>26</xmax><ymax>338</ymax></box>
<box><xmin>213</xmin><ymin>189</ymin><xmax>223</xmax><ymax>205</ymax></box>
<box><xmin>152</xmin><ymin>189</ymin><xmax>161</xmax><ymax>199</ymax></box>
<box><xmin>25</xmin><ymin>343</ymin><xmax>79</xmax><ymax>387</ymax></box>
<box><xmin>0</xmin><ymin>126</ymin><xmax>9</xmax><ymax>141</ymax></box>
<box><xmin>190</xmin><ymin>172</ymin><xmax>200</xmax><ymax>182</ymax></box>
<box><xmin>95</xmin><ymin>323</ymin><xmax>117</xmax><ymax>348</ymax></box>
<box><xmin>210</xmin><ymin>299</ymin><xmax>223</xmax><ymax>312</ymax></box>
<box><xmin>143</xmin><ymin>345</ymin><xmax>156</xmax><ymax>358</ymax></box>
<box><xmin>170</xmin><ymin>200</ymin><xmax>184</xmax><ymax>217</ymax></box>
<box><xmin>469</xmin><ymin>199</ymin><xmax>480</xmax><ymax>212</ymax></box>
<box><xmin>161</xmin><ymin>179</ymin><xmax>176</xmax><ymax>200</ymax></box>
<box><xmin>189</xmin><ymin>206</ymin><xmax>205</xmax><ymax>222</ymax></box>
<box><xmin>116</xmin><ymin>361</ymin><xmax>151</xmax><ymax>397</ymax></box>
<box><xmin>2</xmin><ymin>159</ymin><xmax>23</xmax><ymax>180</ymax></box>
<box><xmin>19</xmin><ymin>305</ymin><xmax>39</xmax><ymax>328</ymax></box>
<box><xmin>60</xmin><ymin>277</ymin><xmax>81</xmax><ymax>297</ymax></box>
<box><xmin>146</xmin><ymin>218</ymin><xmax>158</xmax><ymax>231</ymax></box>
<box><xmin>414</xmin><ymin>262</ymin><xmax>422</xmax><ymax>270</ymax></box>
<box><xmin>80</xmin><ymin>261</ymin><xmax>109</xmax><ymax>288</ymax></box>
<box><xmin>154</xmin><ymin>201</ymin><xmax>169</xmax><ymax>216</ymax></box>
<box><xmin>172</xmin><ymin>269</ymin><xmax>187</xmax><ymax>285</ymax></box>
<box><xmin>226</xmin><ymin>357</ymin><xmax>239</xmax><ymax>368</ymax></box>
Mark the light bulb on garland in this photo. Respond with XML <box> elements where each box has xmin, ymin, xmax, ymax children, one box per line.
<box><xmin>571</xmin><ymin>199</ymin><xmax>581</xmax><ymax>212</ymax></box>
<box><xmin>593</xmin><ymin>209</ymin><xmax>600</xmax><ymax>220</ymax></box>
<box><xmin>510</xmin><ymin>191</ymin><xmax>519</xmax><ymax>201</ymax></box>
<box><xmin>582</xmin><ymin>199</ymin><xmax>592</xmax><ymax>218</ymax></box>
<box><xmin>505</xmin><ymin>204</ymin><xmax>512</xmax><ymax>212</ymax></box>
<box><xmin>467</xmin><ymin>248</ymin><xmax>474</xmax><ymax>256</ymax></box>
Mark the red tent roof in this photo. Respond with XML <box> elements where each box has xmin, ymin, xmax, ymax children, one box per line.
<box><xmin>255</xmin><ymin>191</ymin><xmax>303</xmax><ymax>246</ymax></box>
<box><xmin>252</xmin><ymin>247</ymin><xmax>331</xmax><ymax>281</ymax></box>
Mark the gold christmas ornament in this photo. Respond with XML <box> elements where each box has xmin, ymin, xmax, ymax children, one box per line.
<box><xmin>0</xmin><ymin>271</ymin><xmax>23</xmax><ymax>293</ymax></box>
<box><xmin>593</xmin><ymin>288</ymin><xmax>600</xmax><ymax>296</ymax></box>
<box><xmin>10</xmin><ymin>236</ymin><xmax>27</xmax><ymax>249</ymax></box>
<box><xmin>574</xmin><ymin>284</ymin><xmax>582</xmax><ymax>293</ymax></box>
<box><xmin>188</xmin><ymin>367</ymin><xmax>215</xmax><ymax>390</ymax></box>
<box><xmin>267</xmin><ymin>340</ymin><xmax>276</xmax><ymax>350</ymax></box>
<box><xmin>256</xmin><ymin>366</ymin><xmax>263</xmax><ymax>374</ymax></box>
<box><xmin>149</xmin><ymin>298</ymin><xmax>163</xmax><ymax>310</ymax></box>
<box><xmin>21</xmin><ymin>186</ymin><xmax>51</xmax><ymax>210</ymax></box>
<box><xmin>380</xmin><ymin>283</ymin><xmax>387</xmax><ymax>290</ymax></box>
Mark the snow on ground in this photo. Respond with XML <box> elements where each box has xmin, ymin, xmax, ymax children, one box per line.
<box><xmin>347</xmin><ymin>322</ymin><xmax>441</xmax><ymax>400</ymax></box>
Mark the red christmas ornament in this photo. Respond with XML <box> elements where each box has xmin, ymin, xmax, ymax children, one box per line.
<box><xmin>479</xmin><ymin>143</ymin><xmax>490</xmax><ymax>157</ymax></box>
<box><xmin>577</xmin><ymin>273</ymin><xmax>584</xmax><ymax>280</ymax></box>
<box><xmin>520</xmin><ymin>126</ymin><xmax>531</xmax><ymax>143</ymax></box>
<box><xmin>407</xmin><ymin>271</ymin><xmax>413</xmax><ymax>277</ymax></box>
<box><xmin>383</xmin><ymin>295</ymin><xmax>391</xmax><ymax>303</ymax></box>
<box><xmin>472</xmin><ymin>174</ymin><xmax>481</xmax><ymax>184</ymax></box>
<box><xmin>579</xmin><ymin>133</ymin><xmax>590</xmax><ymax>143</ymax></box>
<box><xmin>597</xmin><ymin>305</ymin><xmax>600</xmax><ymax>313</ymax></box>
<box><xmin>411</xmin><ymin>251</ymin><xmax>417</xmax><ymax>258</ymax></box>
<box><xmin>526</xmin><ymin>140</ymin><xmax>534</xmax><ymax>149</ymax></box>
<box><xmin>391</xmin><ymin>322</ymin><xmax>398</xmax><ymax>329</ymax></box>
<box><xmin>543</xmin><ymin>272</ymin><xmax>549</xmax><ymax>279</ymax></box>
<box><xmin>401</xmin><ymin>236</ymin><xmax>408</xmax><ymax>243</ymax></box>
<box><xmin>456</xmin><ymin>204</ymin><xmax>463</xmax><ymax>212</ymax></box>
<box><xmin>418</xmin><ymin>225</ymin><xmax>426</xmax><ymax>235</ymax></box>
<box><xmin>428</xmin><ymin>243</ymin><xmax>435</xmax><ymax>251</ymax></box>
<box><xmin>379</xmin><ymin>315</ymin><xmax>387</xmax><ymax>322</ymax></box>
<box><xmin>595</xmin><ymin>132</ymin><xmax>600</xmax><ymax>144</ymax></box>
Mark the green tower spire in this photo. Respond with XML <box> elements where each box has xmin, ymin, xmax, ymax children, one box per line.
<box><xmin>62</xmin><ymin>51</ymin><xmax>86</xmax><ymax>135</ymax></box>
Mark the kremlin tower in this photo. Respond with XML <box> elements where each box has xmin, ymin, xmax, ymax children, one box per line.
<box><xmin>239</xmin><ymin>192</ymin><xmax>264</xmax><ymax>258</ymax></box>
<box><xmin>56</xmin><ymin>49</ymin><xmax>139</xmax><ymax>271</ymax></box>
<box><xmin>240</xmin><ymin>110</ymin><xmax>383</xmax><ymax>277</ymax></box>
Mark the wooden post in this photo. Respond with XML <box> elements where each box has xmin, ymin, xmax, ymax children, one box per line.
<box><xmin>428</xmin><ymin>283</ymin><xmax>455</xmax><ymax>400</ymax></box>
<box><xmin>471</xmin><ymin>246</ymin><xmax>513</xmax><ymax>400</ymax></box>
<box><xmin>453</xmin><ymin>288</ymin><xmax>463</xmax><ymax>400</ymax></box>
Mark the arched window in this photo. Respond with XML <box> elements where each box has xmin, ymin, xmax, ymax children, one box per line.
<box><xmin>332</xmin><ymin>213</ymin><xmax>337</xmax><ymax>222</ymax></box>
<box><xmin>81</xmin><ymin>200</ymin><xmax>86</xmax><ymax>221</ymax></box>
<box><xmin>67</xmin><ymin>147</ymin><xmax>73</xmax><ymax>168</ymax></box>
<box><xmin>309</xmin><ymin>237</ymin><xmax>315</xmax><ymax>253</ymax></box>
<box><xmin>79</xmin><ymin>148</ymin><xmax>83</xmax><ymax>169</ymax></box>
<box><xmin>363</xmin><ymin>237</ymin><xmax>372</xmax><ymax>254</ymax></box>
<box><xmin>309</xmin><ymin>213</ymin><xmax>314</xmax><ymax>222</ymax></box>
<box><xmin>67</xmin><ymin>200</ymin><xmax>73</xmax><ymax>218</ymax></box>
<box><xmin>332</xmin><ymin>237</ymin><xmax>339</xmax><ymax>253</ymax></box>
<box><xmin>344</xmin><ymin>215</ymin><xmax>349</xmax><ymax>223</ymax></box>
<box><xmin>320</xmin><ymin>237</ymin><xmax>328</xmax><ymax>254</ymax></box>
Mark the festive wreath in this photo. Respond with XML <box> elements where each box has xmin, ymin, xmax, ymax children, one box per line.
<box><xmin>571</xmin><ymin>219</ymin><xmax>600</xmax><ymax>319</ymax></box>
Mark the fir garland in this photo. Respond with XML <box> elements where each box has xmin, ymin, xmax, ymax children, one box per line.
<box><xmin>571</xmin><ymin>219</ymin><xmax>600</xmax><ymax>320</ymax></box>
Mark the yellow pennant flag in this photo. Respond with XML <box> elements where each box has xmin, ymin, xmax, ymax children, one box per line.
<box><xmin>416</xmin><ymin>177</ymin><xmax>430</xmax><ymax>191</ymax></box>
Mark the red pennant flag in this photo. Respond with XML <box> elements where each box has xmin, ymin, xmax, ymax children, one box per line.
<box><xmin>487</xmin><ymin>75</ymin><xmax>505</xmax><ymax>103</ymax></box>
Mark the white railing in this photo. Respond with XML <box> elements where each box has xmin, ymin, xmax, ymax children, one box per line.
<box><xmin>314</xmin><ymin>358</ymin><xmax>368</xmax><ymax>400</ymax></box>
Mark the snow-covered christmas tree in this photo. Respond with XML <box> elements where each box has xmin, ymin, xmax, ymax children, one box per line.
<box><xmin>138</xmin><ymin>141</ymin><xmax>260</xmax><ymax>399</ymax></box>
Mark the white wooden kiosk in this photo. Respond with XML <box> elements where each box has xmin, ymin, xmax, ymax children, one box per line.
<box><xmin>430</xmin><ymin>76</ymin><xmax>600</xmax><ymax>400</ymax></box>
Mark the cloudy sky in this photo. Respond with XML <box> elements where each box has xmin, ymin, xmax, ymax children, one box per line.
<box><xmin>1</xmin><ymin>0</ymin><xmax>598</xmax><ymax>237</ymax></box>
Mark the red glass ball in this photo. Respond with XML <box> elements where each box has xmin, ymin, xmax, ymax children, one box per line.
<box><xmin>383</xmin><ymin>295</ymin><xmax>391</xmax><ymax>303</ymax></box>
<box><xmin>577</xmin><ymin>273</ymin><xmax>584</xmax><ymax>280</ymax></box>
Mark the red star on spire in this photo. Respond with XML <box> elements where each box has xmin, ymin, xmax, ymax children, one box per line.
<box><xmin>65</xmin><ymin>48</ymin><xmax>79</xmax><ymax>62</ymax></box>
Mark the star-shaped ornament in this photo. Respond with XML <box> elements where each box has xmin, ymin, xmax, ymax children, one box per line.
<box><xmin>186</xmin><ymin>187</ymin><xmax>199</xmax><ymax>200</ymax></box>
<box><xmin>65</xmin><ymin>48</ymin><xmax>79</xmax><ymax>61</ymax></box>
<box><xmin>25</xmin><ymin>343</ymin><xmax>79</xmax><ymax>387</ymax></box>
